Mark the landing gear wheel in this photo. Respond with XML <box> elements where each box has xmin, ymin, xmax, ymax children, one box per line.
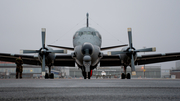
<box><xmin>103</xmin><ymin>75</ymin><xmax>105</xmax><ymax>79</ymax></box>
<box><xmin>121</xmin><ymin>73</ymin><xmax>125</xmax><ymax>79</ymax></box>
<box><xmin>82</xmin><ymin>72</ymin><xmax>87</xmax><ymax>79</ymax></box>
<box><xmin>127</xmin><ymin>73</ymin><xmax>131</xmax><ymax>79</ymax></box>
<box><xmin>88</xmin><ymin>72</ymin><xmax>91</xmax><ymax>79</ymax></box>
<box><xmin>45</xmin><ymin>73</ymin><xmax>49</xmax><ymax>79</ymax></box>
<box><xmin>49</xmin><ymin>73</ymin><xmax>54</xmax><ymax>79</ymax></box>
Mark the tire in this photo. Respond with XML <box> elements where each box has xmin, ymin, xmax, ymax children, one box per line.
<box><xmin>88</xmin><ymin>72</ymin><xmax>91</xmax><ymax>79</ymax></box>
<box><xmin>82</xmin><ymin>72</ymin><xmax>86</xmax><ymax>79</ymax></box>
<box><xmin>45</xmin><ymin>73</ymin><xmax>49</xmax><ymax>79</ymax></box>
<box><xmin>127</xmin><ymin>73</ymin><xmax>131</xmax><ymax>79</ymax></box>
<box><xmin>121</xmin><ymin>73</ymin><xmax>125</xmax><ymax>79</ymax></box>
<box><xmin>49</xmin><ymin>73</ymin><xmax>54</xmax><ymax>79</ymax></box>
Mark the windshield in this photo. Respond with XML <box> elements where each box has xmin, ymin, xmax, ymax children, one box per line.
<box><xmin>74</xmin><ymin>31</ymin><xmax>101</xmax><ymax>39</ymax></box>
<box><xmin>79</xmin><ymin>31</ymin><xmax>94</xmax><ymax>36</ymax></box>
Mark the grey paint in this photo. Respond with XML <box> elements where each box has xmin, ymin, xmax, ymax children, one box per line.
<box><xmin>0</xmin><ymin>0</ymin><xmax>180</xmax><ymax>69</ymax></box>
<box><xmin>72</xmin><ymin>26</ymin><xmax>102</xmax><ymax>70</ymax></box>
<box><xmin>73</xmin><ymin>27</ymin><xmax>102</xmax><ymax>47</ymax></box>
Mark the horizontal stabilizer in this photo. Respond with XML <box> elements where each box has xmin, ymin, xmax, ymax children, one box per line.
<box><xmin>48</xmin><ymin>45</ymin><xmax>74</xmax><ymax>51</ymax></box>
<box><xmin>101</xmin><ymin>44</ymin><xmax>128</xmax><ymax>51</ymax></box>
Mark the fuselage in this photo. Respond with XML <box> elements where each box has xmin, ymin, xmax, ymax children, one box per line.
<box><xmin>73</xmin><ymin>27</ymin><xmax>102</xmax><ymax>47</ymax></box>
<box><xmin>72</xmin><ymin>27</ymin><xmax>102</xmax><ymax>68</ymax></box>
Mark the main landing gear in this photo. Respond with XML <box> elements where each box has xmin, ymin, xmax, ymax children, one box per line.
<box><xmin>82</xmin><ymin>71</ymin><xmax>91</xmax><ymax>79</ymax></box>
<box><xmin>45</xmin><ymin>73</ymin><xmax>54</xmax><ymax>79</ymax></box>
<box><xmin>45</xmin><ymin>66</ymin><xmax>54</xmax><ymax>79</ymax></box>
<box><xmin>121</xmin><ymin>73</ymin><xmax>131</xmax><ymax>79</ymax></box>
<box><xmin>121</xmin><ymin>66</ymin><xmax>131</xmax><ymax>79</ymax></box>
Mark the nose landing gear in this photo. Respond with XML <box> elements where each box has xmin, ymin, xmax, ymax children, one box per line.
<box><xmin>121</xmin><ymin>73</ymin><xmax>131</xmax><ymax>79</ymax></box>
<box><xmin>82</xmin><ymin>70</ymin><xmax>92</xmax><ymax>79</ymax></box>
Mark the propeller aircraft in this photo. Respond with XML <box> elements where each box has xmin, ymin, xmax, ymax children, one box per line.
<box><xmin>0</xmin><ymin>13</ymin><xmax>180</xmax><ymax>79</ymax></box>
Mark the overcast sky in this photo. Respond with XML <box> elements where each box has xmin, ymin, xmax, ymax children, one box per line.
<box><xmin>0</xmin><ymin>0</ymin><xmax>180</xmax><ymax>69</ymax></box>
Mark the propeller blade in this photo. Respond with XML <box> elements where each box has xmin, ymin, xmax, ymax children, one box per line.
<box><xmin>47</xmin><ymin>45</ymin><xmax>74</xmax><ymax>51</ymax></box>
<box><xmin>131</xmin><ymin>54</ymin><xmax>136</xmax><ymax>75</ymax></box>
<box><xmin>20</xmin><ymin>50</ymin><xmax>39</xmax><ymax>54</ymax></box>
<box><xmin>108</xmin><ymin>51</ymin><xmax>127</xmax><ymax>55</ymax></box>
<box><xmin>47</xmin><ymin>50</ymin><xmax>67</xmax><ymax>53</ymax></box>
<box><xmin>127</xmin><ymin>28</ymin><xmax>133</xmax><ymax>48</ymax></box>
<box><xmin>135</xmin><ymin>47</ymin><xmax>156</xmax><ymax>52</ymax></box>
<box><xmin>42</xmin><ymin>54</ymin><xmax>46</xmax><ymax>76</ymax></box>
<box><xmin>42</xmin><ymin>28</ymin><xmax>46</xmax><ymax>49</ymax></box>
<box><xmin>101</xmin><ymin>44</ymin><xmax>128</xmax><ymax>51</ymax></box>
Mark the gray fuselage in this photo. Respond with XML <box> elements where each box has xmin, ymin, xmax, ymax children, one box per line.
<box><xmin>72</xmin><ymin>27</ymin><xmax>102</xmax><ymax>68</ymax></box>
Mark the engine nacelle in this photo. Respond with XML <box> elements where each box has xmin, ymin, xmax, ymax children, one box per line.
<box><xmin>38</xmin><ymin>47</ymin><xmax>55</xmax><ymax>66</ymax></box>
<box><xmin>119</xmin><ymin>52</ymin><xmax>137</xmax><ymax>66</ymax></box>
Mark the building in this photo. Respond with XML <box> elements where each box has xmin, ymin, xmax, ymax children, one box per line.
<box><xmin>0</xmin><ymin>63</ymin><xmax>41</xmax><ymax>78</ymax></box>
<box><xmin>176</xmin><ymin>60</ymin><xmax>180</xmax><ymax>70</ymax></box>
<box><xmin>69</xmin><ymin>66</ymin><xmax>161</xmax><ymax>78</ymax></box>
<box><xmin>161</xmin><ymin>69</ymin><xmax>171</xmax><ymax>78</ymax></box>
<box><xmin>170</xmin><ymin>61</ymin><xmax>180</xmax><ymax>79</ymax></box>
<box><xmin>0</xmin><ymin>61</ymin><xmax>161</xmax><ymax>79</ymax></box>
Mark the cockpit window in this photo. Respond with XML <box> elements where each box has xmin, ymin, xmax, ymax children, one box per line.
<box><xmin>75</xmin><ymin>32</ymin><xmax>79</xmax><ymax>37</ymax></box>
<box><xmin>79</xmin><ymin>32</ymin><xmax>83</xmax><ymax>36</ymax></box>
<box><xmin>78</xmin><ymin>31</ymin><xmax>94</xmax><ymax>36</ymax></box>
<box><xmin>74</xmin><ymin>31</ymin><xmax>101</xmax><ymax>39</ymax></box>
<box><xmin>92</xmin><ymin>32</ymin><xmax>96</xmax><ymax>36</ymax></box>
<box><xmin>96</xmin><ymin>32</ymin><xmax>102</xmax><ymax>39</ymax></box>
<box><xmin>83</xmin><ymin>31</ymin><xmax>92</xmax><ymax>35</ymax></box>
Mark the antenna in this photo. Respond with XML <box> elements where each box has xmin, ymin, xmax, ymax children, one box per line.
<box><xmin>86</xmin><ymin>13</ymin><xmax>89</xmax><ymax>27</ymax></box>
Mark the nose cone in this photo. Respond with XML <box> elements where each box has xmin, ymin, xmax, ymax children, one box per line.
<box><xmin>83</xmin><ymin>55</ymin><xmax>91</xmax><ymax>62</ymax></box>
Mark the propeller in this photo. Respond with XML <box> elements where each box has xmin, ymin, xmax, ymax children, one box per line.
<box><xmin>41</xmin><ymin>28</ymin><xmax>46</xmax><ymax>75</ymax></box>
<box><xmin>21</xmin><ymin>28</ymin><xmax>67</xmax><ymax>76</ymax></box>
<box><xmin>127</xmin><ymin>28</ymin><xmax>136</xmax><ymax>75</ymax></box>
<box><xmin>109</xmin><ymin>28</ymin><xmax>156</xmax><ymax>75</ymax></box>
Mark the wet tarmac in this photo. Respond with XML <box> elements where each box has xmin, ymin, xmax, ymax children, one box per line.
<box><xmin>0</xmin><ymin>79</ymin><xmax>180</xmax><ymax>101</ymax></box>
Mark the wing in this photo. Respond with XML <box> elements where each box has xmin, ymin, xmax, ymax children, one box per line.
<box><xmin>100</xmin><ymin>52</ymin><xmax>180</xmax><ymax>66</ymax></box>
<box><xmin>135</xmin><ymin>52</ymin><xmax>180</xmax><ymax>65</ymax></box>
<box><xmin>100</xmin><ymin>54</ymin><xmax>121</xmax><ymax>66</ymax></box>
<box><xmin>0</xmin><ymin>53</ymin><xmax>40</xmax><ymax>65</ymax></box>
<box><xmin>0</xmin><ymin>53</ymin><xmax>75</xmax><ymax>66</ymax></box>
<box><xmin>54</xmin><ymin>54</ymin><xmax>75</xmax><ymax>67</ymax></box>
